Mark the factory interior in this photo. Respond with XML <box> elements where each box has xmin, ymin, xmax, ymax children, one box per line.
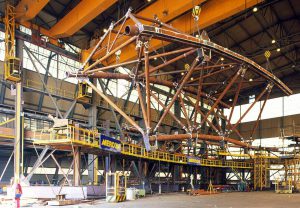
<box><xmin>0</xmin><ymin>0</ymin><xmax>300</xmax><ymax>207</ymax></box>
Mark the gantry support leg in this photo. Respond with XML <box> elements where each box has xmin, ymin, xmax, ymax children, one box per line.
<box><xmin>88</xmin><ymin>154</ymin><xmax>98</xmax><ymax>185</ymax></box>
<box><xmin>73</xmin><ymin>147</ymin><xmax>81</xmax><ymax>186</ymax></box>
<box><xmin>105</xmin><ymin>155</ymin><xmax>116</xmax><ymax>173</ymax></box>
<box><xmin>14</xmin><ymin>38</ymin><xmax>24</xmax><ymax>184</ymax></box>
<box><xmin>14</xmin><ymin>82</ymin><xmax>23</xmax><ymax>184</ymax></box>
<box><xmin>88</xmin><ymin>78</ymin><xmax>99</xmax><ymax>185</ymax></box>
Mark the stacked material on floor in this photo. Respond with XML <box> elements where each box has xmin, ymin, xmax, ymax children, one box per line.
<box><xmin>187</xmin><ymin>189</ymin><xmax>219</xmax><ymax>196</ymax></box>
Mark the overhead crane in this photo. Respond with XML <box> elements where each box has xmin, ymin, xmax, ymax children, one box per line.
<box><xmin>4</xmin><ymin>4</ymin><xmax>21</xmax><ymax>82</ymax></box>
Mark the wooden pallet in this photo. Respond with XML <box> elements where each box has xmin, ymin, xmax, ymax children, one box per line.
<box><xmin>188</xmin><ymin>189</ymin><xmax>219</xmax><ymax>196</ymax></box>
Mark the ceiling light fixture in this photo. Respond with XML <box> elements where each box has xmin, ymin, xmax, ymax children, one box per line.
<box><xmin>253</xmin><ymin>7</ymin><xmax>258</xmax><ymax>12</ymax></box>
<box><xmin>271</xmin><ymin>39</ymin><xmax>276</xmax><ymax>44</ymax></box>
<box><xmin>277</xmin><ymin>48</ymin><xmax>281</xmax><ymax>52</ymax></box>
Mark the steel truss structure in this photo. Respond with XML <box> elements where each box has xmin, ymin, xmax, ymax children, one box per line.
<box><xmin>69</xmin><ymin>9</ymin><xmax>291</xmax><ymax>153</ymax></box>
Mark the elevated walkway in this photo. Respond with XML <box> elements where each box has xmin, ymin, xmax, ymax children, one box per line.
<box><xmin>0</xmin><ymin>125</ymin><xmax>253</xmax><ymax>169</ymax></box>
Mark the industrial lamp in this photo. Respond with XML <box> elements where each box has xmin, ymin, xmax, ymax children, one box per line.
<box><xmin>192</xmin><ymin>6</ymin><xmax>201</xmax><ymax>20</ymax></box>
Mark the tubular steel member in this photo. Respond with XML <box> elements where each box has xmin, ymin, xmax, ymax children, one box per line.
<box><xmin>69</xmin><ymin>9</ymin><xmax>292</xmax><ymax>152</ymax></box>
<box><xmin>149</xmin><ymin>134</ymin><xmax>251</xmax><ymax>148</ymax></box>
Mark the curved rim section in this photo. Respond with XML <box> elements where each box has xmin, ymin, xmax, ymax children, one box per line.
<box><xmin>137</xmin><ymin>25</ymin><xmax>292</xmax><ymax>96</ymax></box>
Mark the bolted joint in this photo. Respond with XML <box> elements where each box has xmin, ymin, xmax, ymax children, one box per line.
<box><xmin>136</xmin><ymin>40</ymin><xmax>143</xmax><ymax>49</ymax></box>
<box><xmin>173</xmin><ymin>82</ymin><xmax>179</xmax><ymax>89</ymax></box>
<box><xmin>126</xmin><ymin>7</ymin><xmax>133</xmax><ymax>17</ymax></box>
<box><xmin>238</xmin><ymin>66</ymin><xmax>247</xmax><ymax>77</ymax></box>
<box><xmin>146</xmin><ymin>127</ymin><xmax>151</xmax><ymax>134</ymax></box>
<box><xmin>109</xmin><ymin>22</ymin><xmax>114</xmax><ymax>30</ymax></box>
<box><xmin>267</xmin><ymin>82</ymin><xmax>274</xmax><ymax>92</ymax></box>
<box><xmin>143</xmin><ymin>41</ymin><xmax>149</xmax><ymax>49</ymax></box>
<box><xmin>183</xmin><ymin>126</ymin><xmax>188</xmax><ymax>132</ymax></box>
<box><xmin>125</xmin><ymin>25</ymin><xmax>140</xmax><ymax>36</ymax></box>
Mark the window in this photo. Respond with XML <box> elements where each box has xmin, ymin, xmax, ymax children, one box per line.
<box><xmin>249</xmin><ymin>94</ymin><xmax>255</xmax><ymax>103</ymax></box>
<box><xmin>23</xmin><ymin>41</ymin><xmax>80</xmax><ymax>84</ymax></box>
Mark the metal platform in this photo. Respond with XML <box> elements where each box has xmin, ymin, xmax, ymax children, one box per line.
<box><xmin>29</xmin><ymin>125</ymin><xmax>253</xmax><ymax>169</ymax></box>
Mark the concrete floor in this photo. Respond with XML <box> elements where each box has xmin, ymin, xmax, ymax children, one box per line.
<box><xmin>1</xmin><ymin>191</ymin><xmax>298</xmax><ymax>207</ymax></box>
<box><xmin>57</xmin><ymin>191</ymin><xmax>299</xmax><ymax>208</ymax></box>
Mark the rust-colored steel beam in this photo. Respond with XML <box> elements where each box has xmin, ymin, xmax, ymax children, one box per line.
<box><xmin>250</xmin><ymin>88</ymin><xmax>272</xmax><ymax>139</ymax></box>
<box><xmin>136</xmin><ymin>24</ymin><xmax>292</xmax><ymax>95</ymax></box>
<box><xmin>144</xmin><ymin>47</ymin><xmax>151</xmax><ymax>128</ymax></box>
<box><xmin>81</xmin><ymin>28</ymin><xmax>110</xmax><ymax>70</ymax></box>
<box><xmin>139</xmin><ymin>49</ymin><xmax>197</xmax><ymax>77</ymax></box>
<box><xmin>85</xmin><ymin>80</ymin><xmax>145</xmax><ymax>135</ymax></box>
<box><xmin>193</xmin><ymin>68</ymin><xmax>204</xmax><ymax>128</ymax></box>
<box><xmin>149</xmin><ymin>133</ymin><xmax>250</xmax><ymax>148</ymax></box>
<box><xmin>136</xmin><ymin>83</ymin><xmax>149</xmax><ymax>130</ymax></box>
<box><xmin>228</xmin><ymin>76</ymin><xmax>243</xmax><ymax>122</ymax></box>
<box><xmin>188</xmin><ymin>65</ymin><xmax>234</xmax><ymax>84</ymax></box>
<box><xmin>231</xmin><ymin>83</ymin><xmax>273</xmax><ymax>132</ymax></box>
<box><xmin>132</xmin><ymin>44</ymin><xmax>144</xmax><ymax>81</ymax></box>
<box><xmin>108</xmin><ymin>16</ymin><xmax>127</xmax><ymax>52</ymax></box>
<box><xmin>70</xmin><ymin>71</ymin><xmax>231</xmax><ymax>108</ymax></box>
<box><xmin>83</xmin><ymin>36</ymin><xmax>137</xmax><ymax>73</ymax></box>
<box><xmin>184</xmin><ymin>94</ymin><xmax>219</xmax><ymax>133</ymax></box>
<box><xmin>200</xmin><ymin>68</ymin><xmax>244</xmax><ymax>127</ymax></box>
<box><xmin>86</xmin><ymin>47</ymin><xmax>194</xmax><ymax>74</ymax></box>
<box><xmin>150</xmin><ymin>63</ymin><xmax>237</xmax><ymax>77</ymax></box>
<box><xmin>179</xmin><ymin>93</ymin><xmax>191</xmax><ymax>130</ymax></box>
<box><xmin>150</xmin><ymin>91</ymin><xmax>186</xmax><ymax>130</ymax></box>
<box><xmin>217</xmin><ymin>108</ymin><xmax>245</xmax><ymax>140</ymax></box>
<box><xmin>154</xmin><ymin>56</ymin><xmax>200</xmax><ymax>132</ymax></box>
<box><xmin>194</xmin><ymin>63</ymin><xmax>236</xmax><ymax>71</ymax></box>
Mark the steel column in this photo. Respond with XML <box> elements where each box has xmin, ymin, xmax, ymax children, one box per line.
<box><xmin>73</xmin><ymin>147</ymin><xmax>81</xmax><ymax>186</ymax></box>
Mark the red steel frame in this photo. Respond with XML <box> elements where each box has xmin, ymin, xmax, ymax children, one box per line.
<box><xmin>69</xmin><ymin>10</ymin><xmax>292</xmax><ymax>152</ymax></box>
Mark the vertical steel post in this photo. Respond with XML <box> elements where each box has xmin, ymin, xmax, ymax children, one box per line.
<box><xmin>14</xmin><ymin>82</ymin><xmax>23</xmax><ymax>184</ymax></box>
<box><xmin>73</xmin><ymin>147</ymin><xmax>81</xmax><ymax>186</ymax></box>
<box><xmin>88</xmin><ymin>78</ymin><xmax>99</xmax><ymax>185</ymax></box>
<box><xmin>14</xmin><ymin>37</ymin><xmax>24</xmax><ymax>184</ymax></box>
<box><xmin>144</xmin><ymin>46</ymin><xmax>151</xmax><ymax>129</ymax></box>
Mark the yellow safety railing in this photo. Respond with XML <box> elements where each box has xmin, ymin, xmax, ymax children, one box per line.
<box><xmin>67</xmin><ymin>125</ymin><xmax>99</xmax><ymax>147</ymax></box>
<box><xmin>25</xmin><ymin>79</ymin><xmax>75</xmax><ymax>99</ymax></box>
<box><xmin>33</xmin><ymin>126</ymin><xmax>253</xmax><ymax>168</ymax></box>
<box><xmin>218</xmin><ymin>149</ymin><xmax>278</xmax><ymax>159</ymax></box>
<box><xmin>0</xmin><ymin>118</ymin><xmax>15</xmax><ymax>126</ymax></box>
<box><xmin>121</xmin><ymin>143</ymin><xmax>187</xmax><ymax>164</ymax></box>
<box><xmin>33</xmin><ymin>125</ymin><xmax>99</xmax><ymax>148</ymax></box>
<box><xmin>121</xmin><ymin>143</ymin><xmax>252</xmax><ymax>168</ymax></box>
